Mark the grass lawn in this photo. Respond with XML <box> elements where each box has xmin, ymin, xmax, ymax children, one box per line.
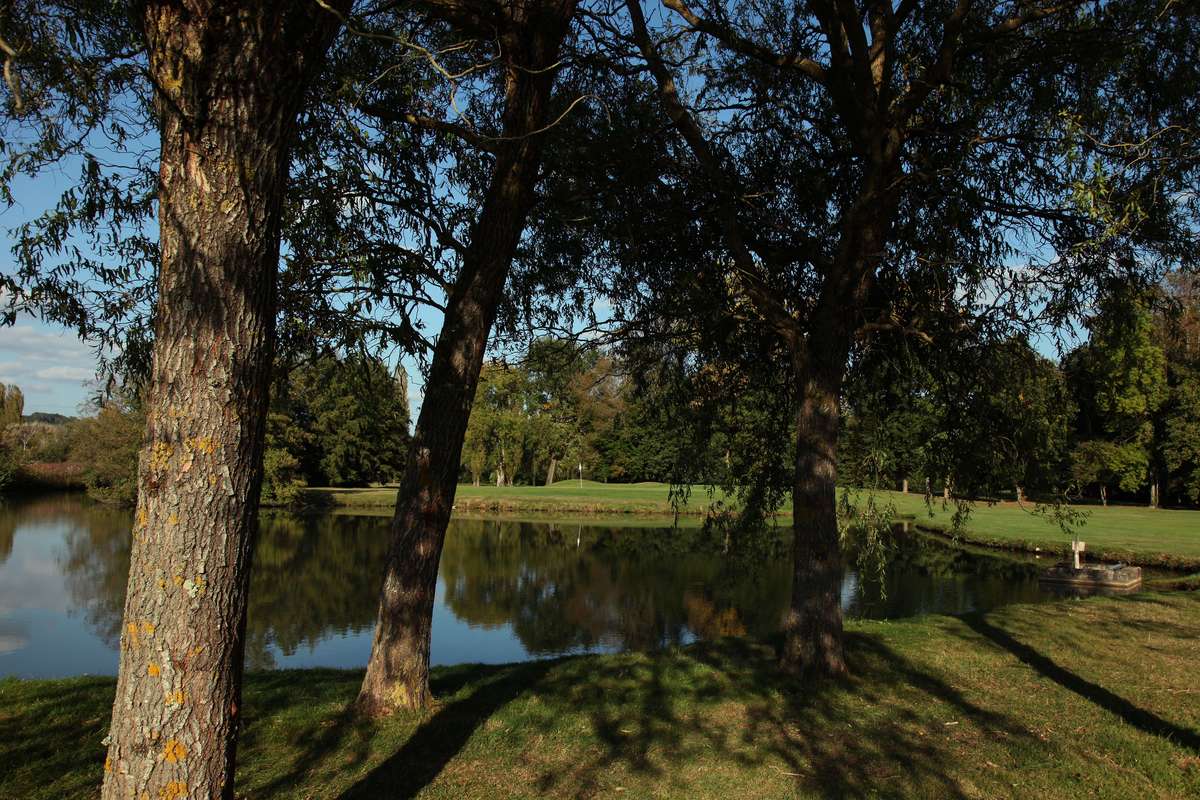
<box><xmin>303</xmin><ymin>480</ymin><xmax>732</xmax><ymax>515</ymax></box>
<box><xmin>3</xmin><ymin>593</ymin><xmax>1198</xmax><ymax>798</ymax></box>
<box><xmin>304</xmin><ymin>481</ymin><xmax>1200</xmax><ymax>567</ymax></box>
<box><xmin>881</xmin><ymin>490</ymin><xmax>1200</xmax><ymax>569</ymax></box>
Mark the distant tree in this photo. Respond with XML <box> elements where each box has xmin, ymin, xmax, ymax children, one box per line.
<box><xmin>68</xmin><ymin>401</ymin><xmax>144</xmax><ymax>505</ymax></box>
<box><xmin>1156</xmin><ymin>274</ymin><xmax>1200</xmax><ymax>505</ymax></box>
<box><xmin>0</xmin><ymin>384</ymin><xmax>23</xmax><ymax>428</ymax></box>
<box><xmin>1065</xmin><ymin>290</ymin><xmax>1168</xmax><ymax>505</ymax></box>
<box><xmin>1070</xmin><ymin>439</ymin><xmax>1146</xmax><ymax>507</ymax></box>
<box><xmin>1160</xmin><ymin>367</ymin><xmax>1200</xmax><ymax>505</ymax></box>
<box><xmin>283</xmin><ymin>355</ymin><xmax>410</xmax><ymax>487</ymax></box>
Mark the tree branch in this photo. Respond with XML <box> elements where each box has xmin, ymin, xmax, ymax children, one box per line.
<box><xmin>659</xmin><ymin>0</ymin><xmax>828</xmax><ymax>84</ymax></box>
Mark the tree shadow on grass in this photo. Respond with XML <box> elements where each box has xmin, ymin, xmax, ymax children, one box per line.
<box><xmin>332</xmin><ymin>660</ymin><xmax>556</xmax><ymax>800</ymax></box>
<box><xmin>519</xmin><ymin>633</ymin><xmax>1038</xmax><ymax>799</ymax></box>
<box><xmin>960</xmin><ymin>613</ymin><xmax>1200</xmax><ymax>753</ymax></box>
<box><xmin>0</xmin><ymin>676</ymin><xmax>113</xmax><ymax>800</ymax></box>
<box><xmin>241</xmin><ymin>632</ymin><xmax>1052</xmax><ymax>798</ymax></box>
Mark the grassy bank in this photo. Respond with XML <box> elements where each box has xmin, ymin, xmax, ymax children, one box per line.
<box><xmin>882</xmin><ymin>491</ymin><xmax>1200</xmax><ymax>570</ymax></box>
<box><xmin>303</xmin><ymin>480</ymin><xmax>731</xmax><ymax>515</ymax></box>
<box><xmin>4</xmin><ymin>593</ymin><xmax>1198</xmax><ymax>799</ymax></box>
<box><xmin>304</xmin><ymin>481</ymin><xmax>1200</xmax><ymax>567</ymax></box>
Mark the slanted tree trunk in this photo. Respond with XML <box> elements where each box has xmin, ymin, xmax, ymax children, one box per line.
<box><xmin>546</xmin><ymin>456</ymin><xmax>558</xmax><ymax>485</ymax></box>
<box><xmin>356</xmin><ymin>0</ymin><xmax>578</xmax><ymax>716</ymax></box>
<box><xmin>101</xmin><ymin>4</ymin><xmax>342</xmax><ymax>799</ymax></box>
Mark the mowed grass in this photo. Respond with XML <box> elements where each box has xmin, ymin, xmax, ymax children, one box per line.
<box><xmin>305</xmin><ymin>481</ymin><xmax>1200</xmax><ymax>566</ymax></box>
<box><xmin>303</xmin><ymin>479</ymin><xmax>732</xmax><ymax>515</ymax></box>
<box><xmin>882</xmin><ymin>490</ymin><xmax>1200</xmax><ymax>567</ymax></box>
<box><xmin>3</xmin><ymin>593</ymin><xmax>1199</xmax><ymax>799</ymax></box>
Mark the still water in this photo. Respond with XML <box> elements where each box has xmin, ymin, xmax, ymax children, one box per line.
<box><xmin>2</xmin><ymin>493</ymin><xmax>1068</xmax><ymax>678</ymax></box>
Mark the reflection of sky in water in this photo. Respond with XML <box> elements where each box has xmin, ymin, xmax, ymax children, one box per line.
<box><xmin>1</xmin><ymin>494</ymin><xmax>1080</xmax><ymax>679</ymax></box>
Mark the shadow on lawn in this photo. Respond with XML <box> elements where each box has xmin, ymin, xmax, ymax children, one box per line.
<box><xmin>0</xmin><ymin>677</ymin><xmax>112</xmax><ymax>799</ymax></box>
<box><xmin>305</xmin><ymin>633</ymin><xmax>1039</xmax><ymax>799</ymax></box>
<box><xmin>961</xmin><ymin>613</ymin><xmax>1200</xmax><ymax>753</ymax></box>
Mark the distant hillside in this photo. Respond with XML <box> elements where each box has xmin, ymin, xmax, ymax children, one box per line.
<box><xmin>23</xmin><ymin>412</ymin><xmax>74</xmax><ymax>425</ymax></box>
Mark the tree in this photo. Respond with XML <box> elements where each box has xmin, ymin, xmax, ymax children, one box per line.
<box><xmin>0</xmin><ymin>384</ymin><xmax>23</xmax><ymax>428</ymax></box>
<box><xmin>613</xmin><ymin>0</ymin><xmax>1198</xmax><ymax>675</ymax></box>
<box><xmin>356</xmin><ymin>0</ymin><xmax>583</xmax><ymax>715</ymax></box>
<box><xmin>281</xmin><ymin>354</ymin><xmax>410</xmax><ymax>487</ymax></box>
<box><xmin>69</xmin><ymin>401</ymin><xmax>144</xmax><ymax>505</ymax></box>
<box><xmin>1065</xmin><ymin>290</ymin><xmax>1168</xmax><ymax>505</ymax></box>
<box><xmin>93</xmin><ymin>3</ymin><xmax>348</xmax><ymax>798</ymax></box>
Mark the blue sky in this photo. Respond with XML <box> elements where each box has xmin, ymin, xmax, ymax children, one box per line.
<box><xmin>0</xmin><ymin>319</ymin><xmax>99</xmax><ymax>416</ymax></box>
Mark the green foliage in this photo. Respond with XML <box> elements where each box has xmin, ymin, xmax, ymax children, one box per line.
<box><xmin>0</xmin><ymin>384</ymin><xmax>24</xmax><ymax>428</ymax></box>
<box><xmin>68</xmin><ymin>402</ymin><xmax>144</xmax><ymax>505</ymax></box>
<box><xmin>270</xmin><ymin>354</ymin><xmax>409</xmax><ymax>489</ymax></box>
<box><xmin>1161</xmin><ymin>366</ymin><xmax>1200</xmax><ymax>503</ymax></box>
<box><xmin>460</xmin><ymin>342</ymin><xmax>682</xmax><ymax>487</ymax></box>
<box><xmin>1071</xmin><ymin>439</ymin><xmax>1148</xmax><ymax>495</ymax></box>
<box><xmin>0</xmin><ymin>443</ymin><xmax>17</xmax><ymax>492</ymax></box>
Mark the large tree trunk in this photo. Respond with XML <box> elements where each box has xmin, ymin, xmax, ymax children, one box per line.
<box><xmin>546</xmin><ymin>456</ymin><xmax>558</xmax><ymax>485</ymax></box>
<box><xmin>780</xmin><ymin>340</ymin><xmax>849</xmax><ymax>677</ymax></box>
<box><xmin>778</xmin><ymin>195</ymin><xmax>892</xmax><ymax>678</ymax></box>
<box><xmin>101</xmin><ymin>4</ymin><xmax>342</xmax><ymax>799</ymax></box>
<box><xmin>356</xmin><ymin>0</ymin><xmax>577</xmax><ymax>716</ymax></box>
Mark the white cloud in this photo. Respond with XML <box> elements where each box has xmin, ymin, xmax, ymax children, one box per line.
<box><xmin>0</xmin><ymin>321</ymin><xmax>98</xmax><ymax>415</ymax></box>
<box><xmin>34</xmin><ymin>365</ymin><xmax>96</xmax><ymax>382</ymax></box>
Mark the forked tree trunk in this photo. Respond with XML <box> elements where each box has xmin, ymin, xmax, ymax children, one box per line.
<box><xmin>356</xmin><ymin>0</ymin><xmax>578</xmax><ymax>715</ymax></box>
<box><xmin>546</xmin><ymin>456</ymin><xmax>558</xmax><ymax>485</ymax></box>
<box><xmin>780</xmin><ymin>342</ymin><xmax>849</xmax><ymax>677</ymax></box>
<box><xmin>101</xmin><ymin>4</ymin><xmax>342</xmax><ymax>799</ymax></box>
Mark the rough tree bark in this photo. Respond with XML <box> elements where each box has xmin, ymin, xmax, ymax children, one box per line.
<box><xmin>780</xmin><ymin>335</ymin><xmax>850</xmax><ymax>676</ymax></box>
<box><xmin>101</xmin><ymin>4</ymin><xmax>343</xmax><ymax>799</ymax></box>
<box><xmin>356</xmin><ymin>0</ymin><xmax>579</xmax><ymax>715</ymax></box>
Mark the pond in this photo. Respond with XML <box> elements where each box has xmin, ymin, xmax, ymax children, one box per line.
<box><xmin>0</xmin><ymin>492</ymin><xmax>1092</xmax><ymax>679</ymax></box>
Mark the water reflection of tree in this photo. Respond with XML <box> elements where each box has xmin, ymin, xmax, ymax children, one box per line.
<box><xmin>57</xmin><ymin>506</ymin><xmax>391</xmax><ymax>669</ymax></box>
<box><xmin>438</xmin><ymin>520</ymin><xmax>791</xmax><ymax>654</ymax></box>
<box><xmin>50</xmin><ymin>505</ymin><xmax>1053</xmax><ymax>670</ymax></box>
<box><xmin>2</xmin><ymin>493</ymin><xmax>100</xmax><ymax>566</ymax></box>
<box><xmin>842</xmin><ymin>528</ymin><xmax>1044</xmax><ymax>619</ymax></box>
<box><xmin>244</xmin><ymin>513</ymin><xmax>388</xmax><ymax>668</ymax></box>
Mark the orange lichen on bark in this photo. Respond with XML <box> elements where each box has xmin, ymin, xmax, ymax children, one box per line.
<box><xmin>186</xmin><ymin>436</ymin><xmax>217</xmax><ymax>454</ymax></box>
<box><xmin>159</xmin><ymin>781</ymin><xmax>188</xmax><ymax>800</ymax></box>
<box><xmin>149</xmin><ymin>442</ymin><xmax>174</xmax><ymax>471</ymax></box>
<box><xmin>162</xmin><ymin>739</ymin><xmax>187</xmax><ymax>763</ymax></box>
<box><xmin>164</xmin><ymin>689</ymin><xmax>186</xmax><ymax>706</ymax></box>
<box><xmin>148</xmin><ymin>662</ymin><xmax>161</xmax><ymax>676</ymax></box>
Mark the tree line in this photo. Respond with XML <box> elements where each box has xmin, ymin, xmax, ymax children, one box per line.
<box><xmin>841</xmin><ymin>276</ymin><xmax>1200</xmax><ymax>508</ymax></box>
<box><xmin>2</xmin><ymin>1</ymin><xmax>1196</xmax><ymax>797</ymax></box>
<box><xmin>0</xmin><ymin>353</ymin><xmax>411</xmax><ymax>504</ymax></box>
